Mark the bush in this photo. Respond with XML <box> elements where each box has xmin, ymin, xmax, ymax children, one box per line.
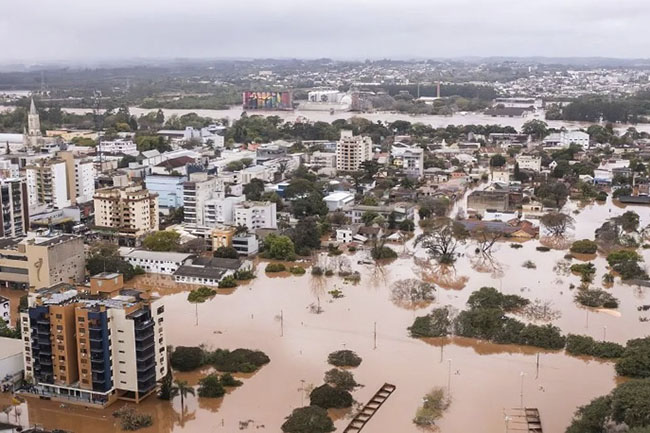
<box><xmin>198</xmin><ymin>373</ymin><xmax>225</xmax><ymax>398</ymax></box>
<box><xmin>265</xmin><ymin>263</ymin><xmax>287</xmax><ymax>273</ymax></box>
<box><xmin>281</xmin><ymin>406</ymin><xmax>335</xmax><ymax>433</ymax></box>
<box><xmin>616</xmin><ymin>337</ymin><xmax>650</xmax><ymax>378</ymax></box>
<box><xmin>289</xmin><ymin>266</ymin><xmax>306</xmax><ymax>275</ymax></box>
<box><xmin>324</xmin><ymin>369</ymin><xmax>359</xmax><ymax>392</ymax></box>
<box><xmin>309</xmin><ymin>384</ymin><xmax>353</xmax><ymax>409</ymax></box>
<box><xmin>325</xmin><ymin>269</ymin><xmax>334</xmax><ymax>277</ymax></box>
<box><xmin>520</xmin><ymin>324</ymin><xmax>566</xmax><ymax>350</ymax></box>
<box><xmin>522</xmin><ymin>260</ymin><xmax>536</xmax><ymax>269</ymax></box>
<box><xmin>370</xmin><ymin>245</ymin><xmax>398</xmax><ymax>260</ymax></box>
<box><xmin>218</xmin><ymin>275</ymin><xmax>237</xmax><ymax>288</ymax></box>
<box><xmin>413</xmin><ymin>387</ymin><xmax>450</xmax><ymax>427</ymax></box>
<box><xmin>187</xmin><ymin>286</ymin><xmax>217</xmax><ymax>303</ymax></box>
<box><xmin>571</xmin><ymin>263</ymin><xmax>597</xmax><ymax>283</ymax></box>
<box><xmin>233</xmin><ymin>268</ymin><xmax>255</xmax><ymax>280</ymax></box>
<box><xmin>596</xmin><ymin>191</ymin><xmax>608</xmax><ymax>201</ymax></box>
<box><xmin>115</xmin><ymin>407</ymin><xmax>153</xmax><ymax>431</ymax></box>
<box><xmin>575</xmin><ymin>289</ymin><xmax>619</xmax><ymax>308</ymax></box>
<box><xmin>214</xmin><ymin>246</ymin><xmax>239</xmax><ymax>259</ymax></box>
<box><xmin>206</xmin><ymin>348</ymin><xmax>270</xmax><ymax>373</ymax></box>
<box><xmin>510</xmin><ymin>243</ymin><xmax>524</xmax><ymax>249</ymax></box>
<box><xmin>566</xmin><ymin>334</ymin><xmax>625</xmax><ymax>359</ymax></box>
<box><xmin>327</xmin><ymin>350</ymin><xmax>362</xmax><ymax>367</ymax></box>
<box><xmin>311</xmin><ymin>266</ymin><xmax>324</xmax><ymax>276</ymax></box>
<box><xmin>170</xmin><ymin>346</ymin><xmax>204</xmax><ymax>371</ymax></box>
<box><xmin>536</xmin><ymin>246</ymin><xmax>551</xmax><ymax>252</ymax></box>
<box><xmin>408</xmin><ymin>307</ymin><xmax>453</xmax><ymax>338</ymax></box>
<box><xmin>220</xmin><ymin>373</ymin><xmax>243</xmax><ymax>387</ymax></box>
<box><xmin>571</xmin><ymin>239</ymin><xmax>598</xmax><ymax>254</ymax></box>
<box><xmin>466</xmin><ymin>287</ymin><xmax>529</xmax><ymax>312</ymax></box>
<box><xmin>607</xmin><ymin>250</ymin><xmax>648</xmax><ymax>280</ymax></box>
<box><xmin>343</xmin><ymin>271</ymin><xmax>361</xmax><ymax>283</ymax></box>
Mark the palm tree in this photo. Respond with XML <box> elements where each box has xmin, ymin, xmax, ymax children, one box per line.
<box><xmin>170</xmin><ymin>380</ymin><xmax>195</xmax><ymax>411</ymax></box>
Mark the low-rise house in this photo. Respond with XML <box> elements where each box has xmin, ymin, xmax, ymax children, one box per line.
<box><xmin>343</xmin><ymin>203</ymin><xmax>414</xmax><ymax>224</ymax></box>
<box><xmin>323</xmin><ymin>192</ymin><xmax>355</xmax><ymax>212</ymax></box>
<box><xmin>358</xmin><ymin>226</ymin><xmax>383</xmax><ymax>241</ymax></box>
<box><xmin>173</xmin><ymin>257</ymin><xmax>248</xmax><ymax>287</ymax></box>
<box><xmin>119</xmin><ymin>248</ymin><xmax>193</xmax><ymax>275</ymax></box>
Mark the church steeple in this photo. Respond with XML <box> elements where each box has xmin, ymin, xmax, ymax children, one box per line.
<box><xmin>27</xmin><ymin>97</ymin><xmax>42</xmax><ymax>147</ymax></box>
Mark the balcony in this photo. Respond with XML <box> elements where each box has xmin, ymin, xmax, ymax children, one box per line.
<box><xmin>134</xmin><ymin>319</ymin><xmax>154</xmax><ymax>331</ymax></box>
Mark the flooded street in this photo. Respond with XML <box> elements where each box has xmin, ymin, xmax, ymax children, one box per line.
<box><xmin>4</xmin><ymin>199</ymin><xmax>650</xmax><ymax>433</ymax></box>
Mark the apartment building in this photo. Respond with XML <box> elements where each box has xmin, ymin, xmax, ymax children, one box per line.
<box><xmin>93</xmin><ymin>184</ymin><xmax>159</xmax><ymax>245</ymax></box>
<box><xmin>182</xmin><ymin>172</ymin><xmax>221</xmax><ymax>226</ymax></box>
<box><xmin>21</xmin><ymin>274</ymin><xmax>167</xmax><ymax>407</ymax></box>
<box><xmin>59</xmin><ymin>151</ymin><xmax>96</xmax><ymax>204</ymax></box>
<box><xmin>0</xmin><ymin>178</ymin><xmax>29</xmax><ymax>237</ymax></box>
<box><xmin>310</xmin><ymin>151</ymin><xmax>337</xmax><ymax>170</ymax></box>
<box><xmin>233</xmin><ymin>201</ymin><xmax>277</xmax><ymax>230</ymax></box>
<box><xmin>25</xmin><ymin>158</ymin><xmax>71</xmax><ymax>213</ymax></box>
<box><xmin>144</xmin><ymin>175</ymin><xmax>185</xmax><ymax>213</ymax></box>
<box><xmin>204</xmin><ymin>196</ymin><xmax>245</xmax><ymax>226</ymax></box>
<box><xmin>516</xmin><ymin>155</ymin><xmax>542</xmax><ymax>172</ymax></box>
<box><xmin>97</xmin><ymin>139</ymin><xmax>138</xmax><ymax>155</ymax></box>
<box><xmin>391</xmin><ymin>144</ymin><xmax>424</xmax><ymax>178</ymax></box>
<box><xmin>336</xmin><ymin>130</ymin><xmax>373</xmax><ymax>171</ymax></box>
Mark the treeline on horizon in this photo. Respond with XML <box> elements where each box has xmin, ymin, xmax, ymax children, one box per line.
<box><xmin>548</xmin><ymin>92</ymin><xmax>650</xmax><ymax>123</ymax></box>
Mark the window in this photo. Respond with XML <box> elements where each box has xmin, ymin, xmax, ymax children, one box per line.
<box><xmin>55</xmin><ymin>314</ymin><xmax>62</xmax><ymax>319</ymax></box>
<box><xmin>78</xmin><ymin>317</ymin><xmax>85</xmax><ymax>322</ymax></box>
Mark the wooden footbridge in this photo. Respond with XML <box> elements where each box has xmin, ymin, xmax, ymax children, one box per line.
<box><xmin>342</xmin><ymin>383</ymin><xmax>396</xmax><ymax>432</ymax></box>
<box><xmin>504</xmin><ymin>408</ymin><xmax>543</xmax><ymax>432</ymax></box>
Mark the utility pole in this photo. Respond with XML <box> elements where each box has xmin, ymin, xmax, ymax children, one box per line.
<box><xmin>373</xmin><ymin>321</ymin><xmax>377</xmax><ymax>350</ymax></box>
<box><xmin>520</xmin><ymin>372</ymin><xmax>525</xmax><ymax>408</ymax></box>
<box><xmin>447</xmin><ymin>359</ymin><xmax>452</xmax><ymax>394</ymax></box>
<box><xmin>280</xmin><ymin>310</ymin><xmax>284</xmax><ymax>337</ymax></box>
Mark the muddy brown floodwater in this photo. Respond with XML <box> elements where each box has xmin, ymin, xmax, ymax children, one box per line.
<box><xmin>4</xmin><ymin>198</ymin><xmax>650</xmax><ymax>433</ymax></box>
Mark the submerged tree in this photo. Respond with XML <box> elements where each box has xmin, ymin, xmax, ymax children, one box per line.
<box><xmin>415</xmin><ymin>218</ymin><xmax>467</xmax><ymax>265</ymax></box>
<box><xmin>390</xmin><ymin>279</ymin><xmax>436</xmax><ymax>309</ymax></box>
<box><xmin>540</xmin><ymin>212</ymin><xmax>575</xmax><ymax>238</ymax></box>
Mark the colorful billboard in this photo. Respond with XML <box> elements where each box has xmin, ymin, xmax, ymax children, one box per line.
<box><xmin>242</xmin><ymin>91</ymin><xmax>293</xmax><ymax>110</ymax></box>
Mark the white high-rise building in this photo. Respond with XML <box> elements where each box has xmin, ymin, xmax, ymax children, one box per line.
<box><xmin>204</xmin><ymin>196</ymin><xmax>245</xmax><ymax>226</ymax></box>
<box><xmin>182</xmin><ymin>172</ymin><xmax>225</xmax><ymax>227</ymax></box>
<box><xmin>25</xmin><ymin>158</ymin><xmax>71</xmax><ymax>212</ymax></box>
<box><xmin>336</xmin><ymin>130</ymin><xmax>373</xmax><ymax>171</ymax></box>
<box><xmin>59</xmin><ymin>151</ymin><xmax>95</xmax><ymax>204</ymax></box>
<box><xmin>233</xmin><ymin>201</ymin><xmax>277</xmax><ymax>230</ymax></box>
<box><xmin>0</xmin><ymin>178</ymin><xmax>28</xmax><ymax>237</ymax></box>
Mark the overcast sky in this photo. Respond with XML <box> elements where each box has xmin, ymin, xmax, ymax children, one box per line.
<box><xmin>2</xmin><ymin>0</ymin><xmax>649</xmax><ymax>63</ymax></box>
